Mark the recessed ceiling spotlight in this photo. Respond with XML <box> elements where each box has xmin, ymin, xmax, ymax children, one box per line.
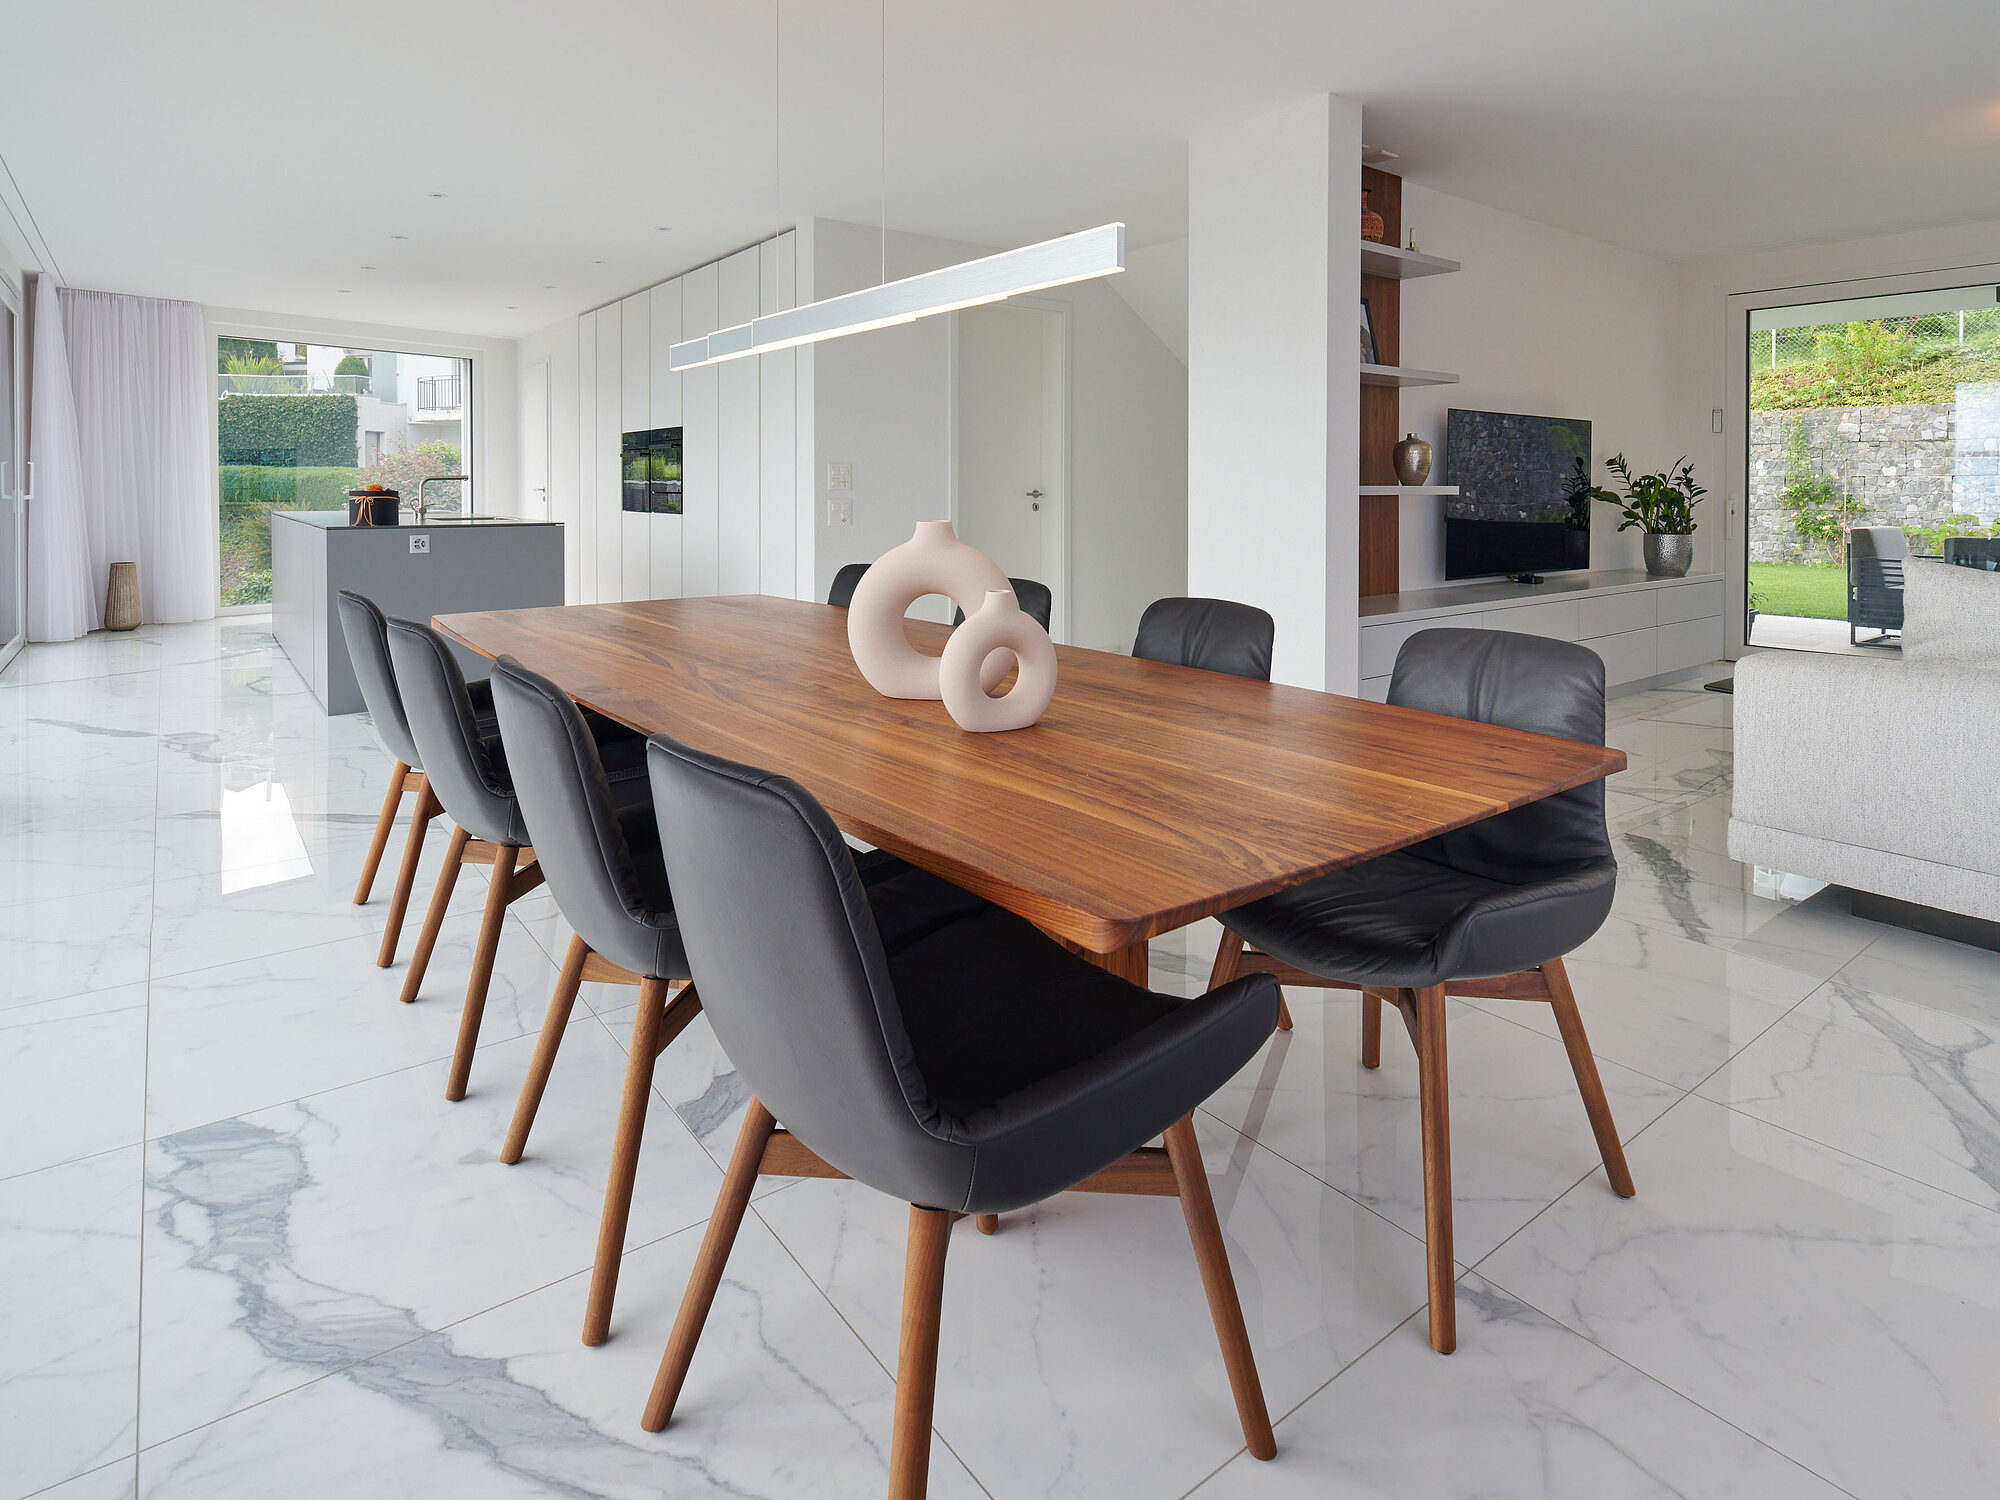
<box><xmin>429</xmin><ymin>192</ymin><xmax>449</xmax><ymax>199</ymax></box>
<box><xmin>656</xmin><ymin>226</ymin><xmax>672</xmax><ymax>232</ymax></box>
<box><xmin>542</xmin><ymin>284</ymin><xmax>555</xmax><ymax>289</ymax></box>
<box><xmin>506</xmin><ymin>305</ymin><xmax>518</xmax><ymax>310</ymax></box>
<box><xmin>592</xmin><ymin>259</ymin><xmax>604</xmax><ymax>265</ymax></box>
<box><xmin>390</xmin><ymin>234</ymin><xmax>409</xmax><ymax>240</ymax></box>
<box><xmin>360</xmin><ymin>265</ymin><xmax>376</xmax><ymax>271</ymax></box>
<box><xmin>338</xmin><ymin>289</ymin><xmax>353</xmax><ymax>294</ymax></box>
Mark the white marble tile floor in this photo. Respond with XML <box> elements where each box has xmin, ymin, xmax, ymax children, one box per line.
<box><xmin>4</xmin><ymin>621</ymin><xmax>1997</xmax><ymax>1499</ymax></box>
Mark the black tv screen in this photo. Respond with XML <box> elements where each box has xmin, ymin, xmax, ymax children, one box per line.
<box><xmin>621</xmin><ymin>427</ymin><xmax>683</xmax><ymax>514</ymax></box>
<box><xmin>1442</xmin><ymin>409</ymin><xmax>1591</xmax><ymax>580</ymax></box>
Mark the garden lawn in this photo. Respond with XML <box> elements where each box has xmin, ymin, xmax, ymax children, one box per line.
<box><xmin>1749</xmin><ymin>561</ymin><xmax>1846</xmax><ymax>620</ymax></box>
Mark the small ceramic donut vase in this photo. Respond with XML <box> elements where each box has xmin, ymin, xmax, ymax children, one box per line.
<box><xmin>938</xmin><ymin>589</ymin><xmax>1058</xmax><ymax>732</ymax></box>
<box><xmin>845</xmin><ymin>519</ymin><xmax>1011</xmax><ymax>699</ymax></box>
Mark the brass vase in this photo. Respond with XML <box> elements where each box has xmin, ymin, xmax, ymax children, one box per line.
<box><xmin>1391</xmin><ymin>433</ymin><xmax>1433</xmax><ymax>486</ymax></box>
<box><xmin>104</xmin><ymin>562</ymin><xmax>141</xmax><ymax>631</ymax></box>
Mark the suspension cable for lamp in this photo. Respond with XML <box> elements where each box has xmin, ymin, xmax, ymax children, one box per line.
<box><xmin>880</xmin><ymin>0</ymin><xmax>887</xmax><ymax>285</ymax></box>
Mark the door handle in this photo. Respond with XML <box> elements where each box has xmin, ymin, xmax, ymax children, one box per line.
<box><xmin>19</xmin><ymin>460</ymin><xmax>31</xmax><ymax>501</ymax></box>
<box><xmin>1026</xmin><ymin>489</ymin><xmax>1044</xmax><ymax>498</ymax></box>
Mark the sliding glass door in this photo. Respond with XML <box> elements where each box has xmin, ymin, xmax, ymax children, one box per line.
<box><xmin>0</xmin><ymin>279</ymin><xmax>23</xmax><ymax>674</ymax></box>
<box><xmin>1732</xmin><ymin>273</ymin><xmax>2000</xmax><ymax>656</ymax></box>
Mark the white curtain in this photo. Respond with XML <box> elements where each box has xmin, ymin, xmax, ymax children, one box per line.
<box><xmin>58</xmin><ymin>288</ymin><xmax>214</xmax><ymax>627</ymax></box>
<box><xmin>25</xmin><ymin>275</ymin><xmax>93</xmax><ymax>641</ymax></box>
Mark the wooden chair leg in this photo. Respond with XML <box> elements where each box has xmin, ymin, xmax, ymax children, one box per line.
<box><xmin>501</xmin><ymin>933</ymin><xmax>589</xmax><ymax>1164</ymax></box>
<box><xmin>889</xmin><ymin>1205</ymin><xmax>955</xmax><ymax>1500</ymax></box>
<box><xmin>1408</xmin><ymin>984</ymin><xmax>1456</xmax><ymax>1354</ymax></box>
<box><xmin>445</xmin><ymin>844</ymin><xmax>518</xmax><ymax>1102</ymax></box>
<box><xmin>354</xmin><ymin>761</ymin><xmax>409</xmax><ymax>905</ymax></box>
<box><xmin>1163</xmin><ymin>1115</ymin><xmax>1276</xmax><ymax>1458</ymax></box>
<box><xmin>1208</xmin><ymin>927</ymin><xmax>1291</xmax><ymax>1031</ymax></box>
<box><xmin>399</xmin><ymin>822</ymin><xmax>467</xmax><ymax>1000</ymax></box>
<box><xmin>973</xmin><ymin>1214</ymin><xmax>999</xmax><ymax>1235</ymax></box>
<box><xmin>376</xmin><ymin>783</ymin><xmax>440</xmax><ymax>968</ymax></box>
<box><xmin>1361</xmin><ymin>988</ymin><xmax>1384</xmax><ymax>1069</ymax></box>
<box><xmin>643</xmin><ymin>1099</ymin><xmax>777</xmax><ymax>1427</ymax></box>
<box><xmin>1541</xmin><ymin>958</ymin><xmax>1636</xmax><ymax>1199</ymax></box>
<box><xmin>584</xmin><ymin>976</ymin><xmax>673</xmax><ymax>1346</ymax></box>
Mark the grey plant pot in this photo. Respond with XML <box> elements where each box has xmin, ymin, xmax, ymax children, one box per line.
<box><xmin>1644</xmin><ymin>533</ymin><xmax>1694</xmax><ymax>578</ymax></box>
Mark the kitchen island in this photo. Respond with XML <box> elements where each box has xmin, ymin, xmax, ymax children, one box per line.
<box><xmin>271</xmin><ymin>511</ymin><xmax>564</xmax><ymax>714</ymax></box>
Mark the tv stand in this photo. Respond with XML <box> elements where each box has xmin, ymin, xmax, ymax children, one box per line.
<box><xmin>1357</xmin><ymin>568</ymin><xmax>1724</xmax><ymax>700</ymax></box>
<box><xmin>1509</xmin><ymin>572</ymin><xmax>1545</xmax><ymax>585</ymax></box>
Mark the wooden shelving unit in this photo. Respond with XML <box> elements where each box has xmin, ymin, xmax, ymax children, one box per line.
<box><xmin>1358</xmin><ymin>162</ymin><xmax>1461</xmax><ymax>598</ymax></box>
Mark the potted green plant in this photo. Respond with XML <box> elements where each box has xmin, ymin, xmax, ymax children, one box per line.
<box><xmin>1590</xmin><ymin>455</ymin><xmax>1706</xmax><ymax>577</ymax></box>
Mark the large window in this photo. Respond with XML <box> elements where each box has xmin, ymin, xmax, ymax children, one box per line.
<box><xmin>1744</xmin><ymin>284</ymin><xmax>2000</xmax><ymax>654</ymax></box>
<box><xmin>216</xmin><ymin>338</ymin><xmax>471</xmax><ymax>607</ymax></box>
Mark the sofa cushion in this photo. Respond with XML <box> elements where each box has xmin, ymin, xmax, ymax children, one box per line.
<box><xmin>1902</xmin><ymin>560</ymin><xmax>2000</xmax><ymax>669</ymax></box>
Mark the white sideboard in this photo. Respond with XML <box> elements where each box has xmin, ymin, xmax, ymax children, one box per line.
<box><xmin>1357</xmin><ymin>569</ymin><xmax>1726</xmax><ymax>701</ymax></box>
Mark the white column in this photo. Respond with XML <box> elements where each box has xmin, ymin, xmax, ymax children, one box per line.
<box><xmin>1188</xmin><ymin>94</ymin><xmax>1362</xmax><ymax>691</ymax></box>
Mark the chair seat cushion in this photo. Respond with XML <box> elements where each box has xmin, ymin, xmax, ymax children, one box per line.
<box><xmin>1222</xmin><ymin>849</ymin><xmax>1617</xmax><ymax>991</ymax></box>
<box><xmin>865</xmin><ymin>879</ymin><xmax>1279</xmax><ymax>1211</ymax></box>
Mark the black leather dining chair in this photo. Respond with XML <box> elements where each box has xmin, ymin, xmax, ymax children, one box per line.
<box><xmin>1206</xmin><ymin>628</ymin><xmax>1635</xmax><ymax>1355</ymax></box>
<box><xmin>826</xmin><ymin>562</ymin><xmax>871</xmax><ymax>608</ymax></box>
<box><xmin>486</xmin><ymin>654</ymin><xmax>703</xmax><ymax>1346</ymax></box>
<box><xmin>383</xmin><ymin>616</ymin><xmax>646</xmax><ymax>1101</ymax></box>
<box><xmin>951</xmin><ymin>576</ymin><xmax>1053</xmax><ymax>631</ymax></box>
<box><xmin>336</xmin><ymin>590</ymin><xmax>492</xmax><ymax>966</ymax></box>
<box><xmin>639</xmin><ymin>734</ymin><xmax>1284</xmax><ymax>1497</ymax></box>
<box><xmin>1132</xmin><ymin>596</ymin><xmax>1275</xmax><ymax>681</ymax></box>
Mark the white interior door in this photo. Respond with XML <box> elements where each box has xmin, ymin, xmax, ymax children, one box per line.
<box><xmin>522</xmin><ymin>357</ymin><xmax>549</xmax><ymax>520</ymax></box>
<box><xmin>0</xmin><ymin>282</ymin><xmax>22</xmax><ymax>674</ymax></box>
<box><xmin>955</xmin><ymin>302</ymin><xmax>1066</xmax><ymax>632</ymax></box>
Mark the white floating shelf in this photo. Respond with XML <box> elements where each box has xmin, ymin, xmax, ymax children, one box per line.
<box><xmin>1359</xmin><ymin>484</ymin><xmax>1459</xmax><ymax>495</ymax></box>
<box><xmin>1360</xmin><ymin>362</ymin><xmax>1459</xmax><ymax>388</ymax></box>
<box><xmin>1361</xmin><ymin>242</ymin><xmax>1461</xmax><ymax>280</ymax></box>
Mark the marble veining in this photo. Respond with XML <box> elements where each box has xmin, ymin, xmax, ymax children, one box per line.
<box><xmin>7</xmin><ymin>619</ymin><xmax>2000</xmax><ymax>1497</ymax></box>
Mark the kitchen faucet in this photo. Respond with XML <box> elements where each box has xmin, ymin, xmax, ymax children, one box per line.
<box><xmin>411</xmin><ymin>474</ymin><xmax>471</xmax><ymax>523</ymax></box>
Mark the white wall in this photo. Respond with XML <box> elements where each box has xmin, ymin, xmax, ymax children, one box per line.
<box><xmin>1394</xmin><ymin>183</ymin><xmax>1684</xmax><ymax>589</ymax></box>
<box><xmin>1188</xmin><ymin>94</ymin><xmax>1362</xmax><ymax>692</ymax></box>
<box><xmin>805</xmin><ymin>218</ymin><xmax>1188</xmax><ymax>652</ymax></box>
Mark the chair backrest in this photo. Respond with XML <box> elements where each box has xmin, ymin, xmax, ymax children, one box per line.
<box><xmin>646</xmin><ymin>733</ymin><xmax>969</xmax><ymax>1207</ymax></box>
<box><xmin>1388</xmin><ymin>628</ymin><xmax>1611</xmax><ymax>883</ymax></box>
<box><xmin>826</xmin><ymin>562</ymin><xmax>871</xmax><ymax>609</ymax></box>
<box><xmin>489</xmin><ymin>655</ymin><xmax>681</xmax><ymax>978</ymax></box>
<box><xmin>1850</xmin><ymin>526</ymin><xmax>1909</xmax><ymax>564</ymax></box>
<box><xmin>384</xmin><ymin>616</ymin><xmax>524</xmax><ymax>846</ymax></box>
<box><xmin>951</xmin><ymin>577</ymin><xmax>1052</xmax><ymax>631</ymax></box>
<box><xmin>336</xmin><ymin>590</ymin><xmax>421</xmax><ymax>767</ymax></box>
<box><xmin>1132</xmin><ymin>596</ymin><xmax>1275</xmax><ymax>681</ymax></box>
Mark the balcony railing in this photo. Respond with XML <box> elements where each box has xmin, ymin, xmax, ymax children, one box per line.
<box><xmin>415</xmin><ymin>376</ymin><xmax>462</xmax><ymax>414</ymax></box>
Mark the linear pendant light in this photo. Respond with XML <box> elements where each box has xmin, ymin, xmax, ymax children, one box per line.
<box><xmin>667</xmin><ymin>222</ymin><xmax>1125</xmax><ymax>371</ymax></box>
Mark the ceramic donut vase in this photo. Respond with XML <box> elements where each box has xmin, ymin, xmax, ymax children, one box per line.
<box><xmin>845</xmin><ymin>519</ymin><xmax>1058</xmax><ymax>732</ymax></box>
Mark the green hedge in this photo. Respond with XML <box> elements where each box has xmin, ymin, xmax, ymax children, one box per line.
<box><xmin>220</xmin><ymin>464</ymin><xmax>358</xmax><ymax>511</ymax></box>
<box><xmin>218</xmin><ymin>393</ymin><xmax>358</xmax><ymax>467</ymax></box>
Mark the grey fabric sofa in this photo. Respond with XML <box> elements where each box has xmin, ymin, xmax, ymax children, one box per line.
<box><xmin>1730</xmin><ymin>560</ymin><xmax>2000</xmax><ymax>922</ymax></box>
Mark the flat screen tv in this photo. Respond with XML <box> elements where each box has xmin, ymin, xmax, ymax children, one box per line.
<box><xmin>621</xmin><ymin>427</ymin><xmax>683</xmax><ymax>514</ymax></box>
<box><xmin>1443</xmin><ymin>409</ymin><xmax>1591</xmax><ymax>581</ymax></box>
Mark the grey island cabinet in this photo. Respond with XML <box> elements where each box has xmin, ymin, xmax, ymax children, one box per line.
<box><xmin>272</xmin><ymin>512</ymin><xmax>564</xmax><ymax>714</ymax></box>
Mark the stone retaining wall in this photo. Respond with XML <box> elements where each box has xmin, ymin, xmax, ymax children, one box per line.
<box><xmin>1748</xmin><ymin>396</ymin><xmax>2000</xmax><ymax>562</ymax></box>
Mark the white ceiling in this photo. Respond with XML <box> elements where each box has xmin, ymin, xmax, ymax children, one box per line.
<box><xmin>4</xmin><ymin>0</ymin><xmax>1997</xmax><ymax>339</ymax></box>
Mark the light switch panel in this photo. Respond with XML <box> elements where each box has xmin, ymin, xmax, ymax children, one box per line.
<box><xmin>827</xmin><ymin>461</ymin><xmax>853</xmax><ymax>491</ymax></box>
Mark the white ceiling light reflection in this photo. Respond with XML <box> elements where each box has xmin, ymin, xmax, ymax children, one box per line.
<box><xmin>219</xmin><ymin>778</ymin><xmax>314</xmax><ymax>893</ymax></box>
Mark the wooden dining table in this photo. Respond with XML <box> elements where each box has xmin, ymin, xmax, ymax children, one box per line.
<box><xmin>435</xmin><ymin>595</ymin><xmax>1626</xmax><ymax>981</ymax></box>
